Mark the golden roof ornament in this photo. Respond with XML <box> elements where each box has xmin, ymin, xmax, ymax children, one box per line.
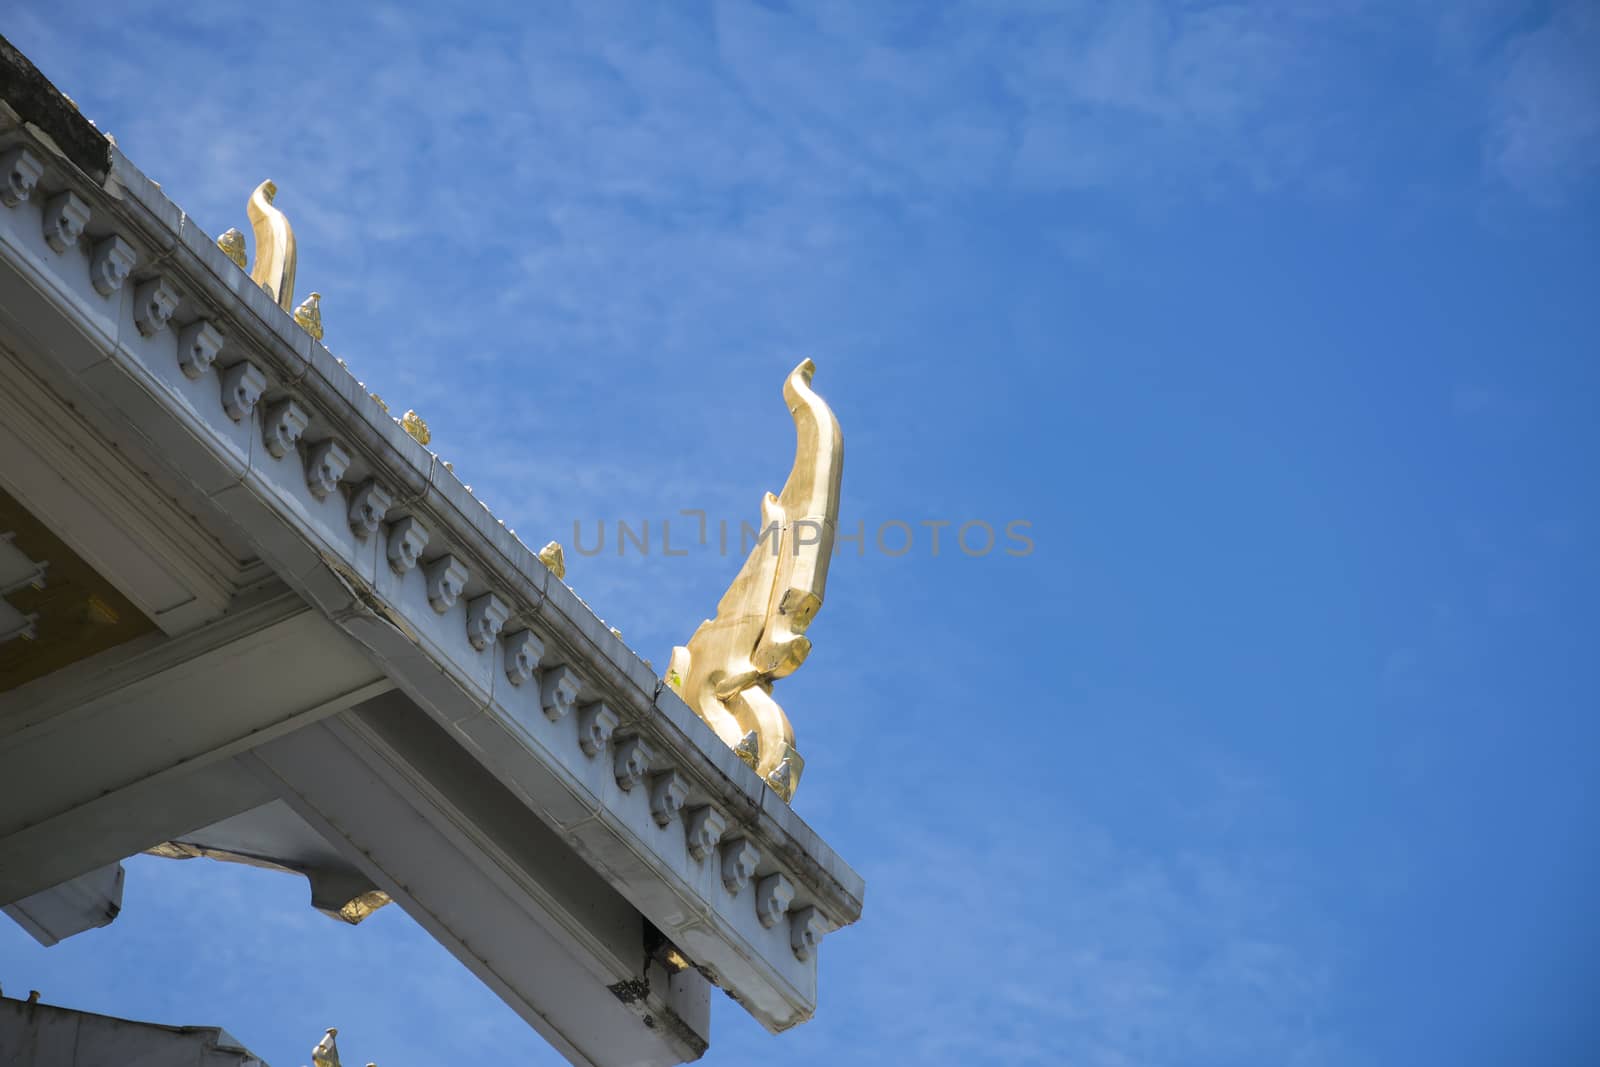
<box><xmin>216</xmin><ymin>227</ymin><xmax>247</xmax><ymax>269</ymax></box>
<box><xmin>337</xmin><ymin>888</ymin><xmax>391</xmax><ymax>924</ymax></box>
<box><xmin>247</xmin><ymin>179</ymin><xmax>297</xmax><ymax>310</ymax></box>
<box><xmin>400</xmin><ymin>409</ymin><xmax>430</xmax><ymax>445</ymax></box>
<box><xmin>223</xmin><ymin>181</ymin><xmax>464</xmax><ymax>470</ymax></box>
<box><xmin>539</xmin><ymin>540</ymin><xmax>566</xmax><ymax>579</ymax></box>
<box><xmin>310</xmin><ymin>1027</ymin><xmax>339</xmax><ymax>1067</ymax></box>
<box><xmin>665</xmin><ymin>359</ymin><xmax>842</xmax><ymax>803</ymax></box>
<box><xmin>294</xmin><ymin>292</ymin><xmax>324</xmax><ymax>341</ymax></box>
<box><xmin>303</xmin><ymin>1026</ymin><xmax>374</xmax><ymax>1067</ymax></box>
<box><xmin>219</xmin><ymin>181</ymin><xmax>332</xmax><ymax>339</ymax></box>
<box><xmin>733</xmin><ymin>729</ymin><xmax>761</xmax><ymax>771</ymax></box>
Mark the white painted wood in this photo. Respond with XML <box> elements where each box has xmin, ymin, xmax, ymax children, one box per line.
<box><xmin>0</xmin><ymin>341</ymin><xmax>248</xmax><ymax>634</ymax></box>
<box><xmin>0</xmin><ymin>761</ymin><xmax>273</xmax><ymax>906</ymax></box>
<box><xmin>2</xmin><ymin>862</ymin><xmax>123</xmax><ymax>946</ymax></box>
<box><xmin>0</xmin><ymin>120</ymin><xmax>863</xmax><ymax>1046</ymax></box>
<box><xmin>247</xmin><ymin>708</ymin><xmax>709</xmax><ymax>1067</ymax></box>
<box><xmin>0</xmin><ymin>594</ymin><xmax>390</xmax><ymax>904</ymax></box>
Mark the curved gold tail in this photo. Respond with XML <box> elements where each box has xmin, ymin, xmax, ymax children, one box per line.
<box><xmin>247</xmin><ymin>179</ymin><xmax>297</xmax><ymax>310</ymax></box>
<box><xmin>752</xmin><ymin>359</ymin><xmax>843</xmax><ymax>678</ymax></box>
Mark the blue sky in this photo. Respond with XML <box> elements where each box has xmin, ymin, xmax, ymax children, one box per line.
<box><xmin>4</xmin><ymin>1</ymin><xmax>1598</xmax><ymax>1064</ymax></box>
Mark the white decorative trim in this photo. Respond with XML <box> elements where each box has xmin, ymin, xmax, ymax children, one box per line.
<box><xmin>42</xmin><ymin>191</ymin><xmax>90</xmax><ymax>253</ymax></box>
<box><xmin>386</xmin><ymin>516</ymin><xmax>428</xmax><ymax>574</ymax></box>
<box><xmin>5</xmin><ymin>147</ymin><xmax>862</xmax><ymax>1027</ymax></box>
<box><xmin>132</xmin><ymin>277</ymin><xmax>179</xmax><ymax>336</ymax></box>
<box><xmin>502</xmin><ymin>629</ymin><xmax>544</xmax><ymax>687</ymax></box>
<box><xmin>613</xmin><ymin>735</ymin><xmax>654</xmax><ymax>791</ymax></box>
<box><xmin>90</xmin><ymin>235</ymin><xmax>135</xmax><ymax>296</ymax></box>
<box><xmin>755</xmin><ymin>873</ymin><xmax>794</xmax><ymax>929</ymax></box>
<box><xmin>649</xmin><ymin>770</ymin><xmax>689</xmax><ymax>827</ymax></box>
<box><xmin>218</xmin><ymin>361</ymin><xmax>266</xmax><ymax>422</ymax></box>
<box><xmin>465</xmin><ymin>593</ymin><xmax>509</xmax><ymax>651</ymax></box>
<box><xmin>304</xmin><ymin>439</ymin><xmax>350</xmax><ymax>499</ymax></box>
<box><xmin>423</xmin><ymin>554</ymin><xmax>467</xmax><ymax>614</ymax></box>
<box><xmin>175</xmin><ymin>320</ymin><xmax>224</xmax><ymax>379</ymax></box>
<box><xmin>789</xmin><ymin>905</ymin><xmax>825</xmax><ymax>961</ymax></box>
<box><xmin>577</xmin><ymin>701</ymin><xmax>619</xmax><ymax>757</ymax></box>
<box><xmin>720</xmin><ymin>839</ymin><xmax>760</xmax><ymax>894</ymax></box>
<box><xmin>347</xmin><ymin>480</ymin><xmax>392</xmax><ymax>539</ymax></box>
<box><xmin>0</xmin><ymin>146</ymin><xmax>43</xmax><ymax>207</ymax></box>
<box><xmin>540</xmin><ymin>664</ymin><xmax>580</xmax><ymax>722</ymax></box>
<box><xmin>262</xmin><ymin>399</ymin><xmax>309</xmax><ymax>459</ymax></box>
<box><xmin>685</xmin><ymin>806</ymin><xmax>727</xmax><ymax>862</ymax></box>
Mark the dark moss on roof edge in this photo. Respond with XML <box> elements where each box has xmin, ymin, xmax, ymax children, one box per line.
<box><xmin>0</xmin><ymin>33</ymin><xmax>111</xmax><ymax>181</ymax></box>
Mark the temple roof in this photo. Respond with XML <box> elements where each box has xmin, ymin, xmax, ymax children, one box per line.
<box><xmin>0</xmin><ymin>31</ymin><xmax>862</xmax><ymax>1065</ymax></box>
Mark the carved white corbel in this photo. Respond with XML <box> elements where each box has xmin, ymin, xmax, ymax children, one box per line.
<box><xmin>423</xmin><ymin>554</ymin><xmax>467</xmax><ymax>613</ymax></box>
<box><xmin>502</xmin><ymin>629</ymin><xmax>545</xmax><ymax>687</ymax></box>
<box><xmin>132</xmin><ymin>277</ymin><xmax>180</xmax><ymax>336</ymax></box>
<box><xmin>347</xmin><ymin>480</ymin><xmax>393</xmax><ymax>539</ymax></box>
<box><xmin>756</xmin><ymin>873</ymin><xmax>795</xmax><ymax>929</ymax></box>
<box><xmin>649</xmin><ymin>770</ymin><xmax>689</xmax><ymax>827</ymax></box>
<box><xmin>613</xmin><ymin>735</ymin><xmax>654</xmax><ymax>791</ymax></box>
<box><xmin>577</xmin><ymin>701</ymin><xmax>620</xmax><ymax>757</ymax></box>
<box><xmin>465</xmin><ymin>593</ymin><xmax>509</xmax><ymax>652</ymax></box>
<box><xmin>304</xmin><ymin>439</ymin><xmax>350</xmax><ymax>499</ymax></box>
<box><xmin>540</xmin><ymin>664</ymin><xmax>580</xmax><ymax>722</ymax></box>
<box><xmin>42</xmin><ymin>190</ymin><xmax>90</xmax><ymax>252</ymax></box>
<box><xmin>262</xmin><ymin>399</ymin><xmax>309</xmax><ymax>459</ymax></box>
<box><xmin>219</xmin><ymin>361</ymin><xmax>266</xmax><ymax>421</ymax></box>
<box><xmin>90</xmin><ymin>235</ymin><xmax>135</xmax><ymax>296</ymax></box>
<box><xmin>685</xmin><ymin>806</ymin><xmax>728</xmax><ymax>862</ymax></box>
<box><xmin>720</xmin><ymin>839</ymin><xmax>760</xmax><ymax>894</ymax></box>
<box><xmin>0</xmin><ymin>146</ymin><xmax>43</xmax><ymax>207</ymax></box>
<box><xmin>386</xmin><ymin>516</ymin><xmax>428</xmax><ymax>574</ymax></box>
<box><xmin>176</xmin><ymin>320</ymin><xmax>224</xmax><ymax>379</ymax></box>
<box><xmin>789</xmin><ymin>905</ymin><xmax>825</xmax><ymax>961</ymax></box>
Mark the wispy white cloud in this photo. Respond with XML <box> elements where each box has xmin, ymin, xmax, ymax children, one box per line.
<box><xmin>1485</xmin><ymin>1</ymin><xmax>1600</xmax><ymax>202</ymax></box>
<box><xmin>3</xmin><ymin>3</ymin><xmax>1588</xmax><ymax>1064</ymax></box>
<box><xmin>708</xmin><ymin>766</ymin><xmax>1352</xmax><ymax>1067</ymax></box>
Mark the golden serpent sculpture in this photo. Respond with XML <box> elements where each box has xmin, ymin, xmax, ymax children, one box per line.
<box><xmin>666</xmin><ymin>359</ymin><xmax>843</xmax><ymax>802</ymax></box>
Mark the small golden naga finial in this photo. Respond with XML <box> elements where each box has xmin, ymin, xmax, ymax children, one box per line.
<box><xmin>294</xmin><ymin>292</ymin><xmax>324</xmax><ymax>340</ymax></box>
<box><xmin>665</xmin><ymin>359</ymin><xmax>843</xmax><ymax>803</ymax></box>
<box><xmin>216</xmin><ymin>227</ymin><xmax>247</xmax><ymax>270</ymax></box>
<box><xmin>733</xmin><ymin>730</ymin><xmax>761</xmax><ymax>771</ymax></box>
<box><xmin>303</xmin><ymin>1025</ymin><xmax>373</xmax><ymax>1067</ymax></box>
<box><xmin>539</xmin><ymin>540</ymin><xmax>566</xmax><ymax>579</ymax></box>
<box><xmin>310</xmin><ymin>1027</ymin><xmax>340</xmax><ymax>1067</ymax></box>
<box><xmin>400</xmin><ymin>409</ymin><xmax>431</xmax><ymax>445</ymax></box>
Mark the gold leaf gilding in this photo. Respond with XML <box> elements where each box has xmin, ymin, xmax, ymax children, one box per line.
<box><xmin>400</xmin><ymin>409</ymin><xmax>431</xmax><ymax>445</ymax></box>
<box><xmin>293</xmin><ymin>291</ymin><xmax>323</xmax><ymax>341</ymax></box>
<box><xmin>216</xmin><ymin>227</ymin><xmax>247</xmax><ymax>270</ymax></box>
<box><xmin>247</xmin><ymin>179</ymin><xmax>297</xmax><ymax>310</ymax></box>
<box><xmin>539</xmin><ymin>540</ymin><xmax>566</xmax><ymax>579</ymax></box>
<box><xmin>665</xmin><ymin>360</ymin><xmax>842</xmax><ymax>803</ymax></box>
